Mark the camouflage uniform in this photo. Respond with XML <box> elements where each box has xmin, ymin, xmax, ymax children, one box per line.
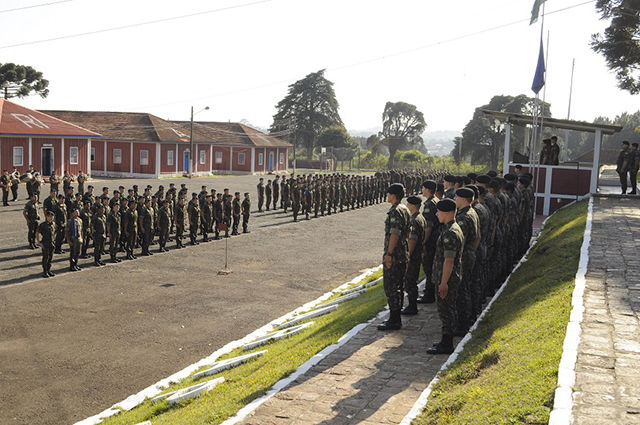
<box><xmin>404</xmin><ymin>211</ymin><xmax>426</xmax><ymax>305</ymax></box>
<box><xmin>432</xmin><ymin>220</ymin><xmax>464</xmax><ymax>335</ymax></box>
<box><xmin>421</xmin><ymin>195</ymin><xmax>440</xmax><ymax>301</ymax></box>
<box><xmin>37</xmin><ymin>220</ymin><xmax>56</xmax><ymax>274</ymax></box>
<box><xmin>383</xmin><ymin>202</ymin><xmax>411</xmax><ymax>312</ymax></box>
<box><xmin>455</xmin><ymin>205</ymin><xmax>479</xmax><ymax>332</ymax></box>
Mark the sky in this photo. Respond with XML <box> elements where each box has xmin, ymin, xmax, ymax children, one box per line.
<box><xmin>1</xmin><ymin>0</ymin><xmax>638</xmax><ymax>134</ymax></box>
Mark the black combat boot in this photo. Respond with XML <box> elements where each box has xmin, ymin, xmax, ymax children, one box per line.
<box><xmin>377</xmin><ymin>310</ymin><xmax>402</xmax><ymax>330</ymax></box>
<box><xmin>400</xmin><ymin>302</ymin><xmax>418</xmax><ymax>315</ymax></box>
<box><xmin>427</xmin><ymin>334</ymin><xmax>454</xmax><ymax>355</ymax></box>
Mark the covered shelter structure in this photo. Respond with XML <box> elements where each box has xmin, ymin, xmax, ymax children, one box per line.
<box><xmin>482</xmin><ymin>109</ymin><xmax>623</xmax><ymax>215</ymax></box>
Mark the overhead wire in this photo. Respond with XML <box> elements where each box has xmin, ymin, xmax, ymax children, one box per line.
<box><xmin>0</xmin><ymin>0</ymin><xmax>72</xmax><ymax>14</ymax></box>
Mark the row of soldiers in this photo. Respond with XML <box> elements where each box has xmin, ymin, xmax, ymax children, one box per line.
<box><xmin>378</xmin><ymin>170</ymin><xmax>536</xmax><ymax>355</ymax></box>
<box><xmin>255</xmin><ymin>169</ymin><xmax>449</xmax><ymax>221</ymax></box>
<box><xmin>26</xmin><ymin>182</ymin><xmax>251</xmax><ymax>277</ymax></box>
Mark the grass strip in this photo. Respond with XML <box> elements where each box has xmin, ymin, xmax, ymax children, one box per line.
<box><xmin>413</xmin><ymin>199</ymin><xmax>588</xmax><ymax>425</ymax></box>
<box><xmin>102</xmin><ymin>268</ymin><xmax>404</xmax><ymax>425</ymax></box>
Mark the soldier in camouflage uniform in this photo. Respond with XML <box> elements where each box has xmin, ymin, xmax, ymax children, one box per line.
<box><xmin>418</xmin><ymin>180</ymin><xmax>440</xmax><ymax>304</ymax></box>
<box><xmin>157</xmin><ymin>200</ymin><xmax>171</xmax><ymax>252</ymax></box>
<box><xmin>53</xmin><ymin>194</ymin><xmax>68</xmax><ymax>254</ymax></box>
<box><xmin>107</xmin><ymin>203</ymin><xmax>122</xmax><ymax>262</ymax></box>
<box><xmin>174</xmin><ymin>197</ymin><xmax>187</xmax><ymax>249</ymax></box>
<box><xmin>65</xmin><ymin>208</ymin><xmax>83</xmax><ymax>272</ymax></box>
<box><xmin>139</xmin><ymin>198</ymin><xmax>154</xmax><ymax>255</ymax></box>
<box><xmin>454</xmin><ymin>187</ymin><xmax>480</xmax><ymax>335</ymax></box>
<box><xmin>232</xmin><ymin>192</ymin><xmax>241</xmax><ymax>235</ymax></box>
<box><xmin>378</xmin><ymin>183</ymin><xmax>411</xmax><ymax>331</ymax></box>
<box><xmin>401</xmin><ymin>195</ymin><xmax>426</xmax><ymax>316</ymax></box>
<box><xmin>23</xmin><ymin>193</ymin><xmax>40</xmax><ymax>249</ymax></box>
<box><xmin>242</xmin><ymin>192</ymin><xmax>251</xmax><ymax>233</ymax></box>
<box><xmin>188</xmin><ymin>197</ymin><xmax>201</xmax><ymax>245</ymax></box>
<box><xmin>36</xmin><ymin>210</ymin><xmax>56</xmax><ymax>277</ymax></box>
<box><xmin>470</xmin><ymin>184</ymin><xmax>491</xmax><ymax>320</ymax></box>
<box><xmin>427</xmin><ymin>198</ymin><xmax>464</xmax><ymax>355</ymax></box>
<box><xmin>91</xmin><ymin>204</ymin><xmax>107</xmax><ymax>266</ymax></box>
<box><xmin>124</xmin><ymin>201</ymin><xmax>138</xmax><ymax>260</ymax></box>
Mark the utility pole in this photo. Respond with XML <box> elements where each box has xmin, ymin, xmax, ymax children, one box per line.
<box><xmin>189</xmin><ymin>106</ymin><xmax>210</xmax><ymax>179</ymax></box>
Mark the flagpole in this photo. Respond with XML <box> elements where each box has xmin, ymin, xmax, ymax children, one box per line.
<box><xmin>533</xmin><ymin>2</ymin><xmax>547</xmax><ymax>219</ymax></box>
<box><xmin>564</xmin><ymin>58</ymin><xmax>576</xmax><ymax>162</ymax></box>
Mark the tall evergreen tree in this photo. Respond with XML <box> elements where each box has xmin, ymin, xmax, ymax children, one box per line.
<box><xmin>270</xmin><ymin>70</ymin><xmax>343</xmax><ymax>160</ymax></box>
<box><xmin>0</xmin><ymin>63</ymin><xmax>49</xmax><ymax>99</ymax></box>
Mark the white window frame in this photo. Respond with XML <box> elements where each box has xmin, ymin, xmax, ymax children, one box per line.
<box><xmin>238</xmin><ymin>152</ymin><xmax>245</xmax><ymax>165</ymax></box>
<box><xmin>215</xmin><ymin>151</ymin><xmax>223</xmax><ymax>164</ymax></box>
<box><xmin>90</xmin><ymin>147</ymin><xmax>96</xmax><ymax>162</ymax></box>
<box><xmin>140</xmin><ymin>149</ymin><xmax>149</xmax><ymax>166</ymax></box>
<box><xmin>199</xmin><ymin>149</ymin><xmax>206</xmax><ymax>165</ymax></box>
<box><xmin>279</xmin><ymin>152</ymin><xmax>284</xmax><ymax>165</ymax></box>
<box><xmin>258</xmin><ymin>152</ymin><xmax>264</xmax><ymax>166</ymax></box>
<box><xmin>113</xmin><ymin>149</ymin><xmax>122</xmax><ymax>164</ymax></box>
<box><xmin>69</xmin><ymin>146</ymin><xmax>79</xmax><ymax>165</ymax></box>
<box><xmin>167</xmin><ymin>150</ymin><xmax>174</xmax><ymax>166</ymax></box>
<box><xmin>13</xmin><ymin>146</ymin><xmax>23</xmax><ymax>166</ymax></box>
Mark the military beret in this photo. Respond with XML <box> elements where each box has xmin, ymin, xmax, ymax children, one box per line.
<box><xmin>462</xmin><ymin>176</ymin><xmax>471</xmax><ymax>185</ymax></box>
<box><xmin>457</xmin><ymin>176</ymin><xmax>464</xmax><ymax>183</ymax></box>
<box><xmin>477</xmin><ymin>185</ymin><xmax>487</xmax><ymax>195</ymax></box>
<box><xmin>524</xmin><ymin>173</ymin><xmax>533</xmax><ymax>180</ymax></box>
<box><xmin>97</xmin><ymin>204</ymin><xmax>105</xmax><ymax>209</ymax></box>
<box><xmin>467</xmin><ymin>184</ymin><xmax>479</xmax><ymax>198</ymax></box>
<box><xmin>519</xmin><ymin>177</ymin><xmax>531</xmax><ymax>187</ymax></box>
<box><xmin>159</xmin><ymin>185</ymin><xmax>164</xmax><ymax>189</ymax></box>
<box><xmin>444</xmin><ymin>174</ymin><xmax>457</xmax><ymax>183</ymax></box>
<box><xmin>467</xmin><ymin>173</ymin><xmax>478</xmax><ymax>180</ymax></box>
<box><xmin>235</xmin><ymin>192</ymin><xmax>240</xmax><ymax>195</ymax></box>
<box><xmin>133</xmin><ymin>185</ymin><xmax>138</xmax><ymax>188</ymax></box>
<box><xmin>489</xmin><ymin>180</ymin><xmax>501</xmax><ymax>189</ymax></box>
<box><xmin>456</xmin><ymin>187</ymin><xmax>475</xmax><ymax>199</ymax></box>
<box><xmin>192</xmin><ymin>192</ymin><xmax>198</xmax><ymax>197</ymax></box>
<box><xmin>202</xmin><ymin>185</ymin><xmax>207</xmax><ymax>189</ymax></box>
<box><xmin>121</xmin><ymin>197</ymin><xmax>129</xmax><ymax>202</ymax></box>
<box><xmin>437</xmin><ymin>198</ymin><xmax>457</xmax><ymax>212</ymax></box>
<box><xmin>244</xmin><ymin>192</ymin><xmax>249</xmax><ymax>196</ymax></box>
<box><xmin>87</xmin><ymin>185</ymin><xmax>94</xmax><ymax>189</ymax></box>
<box><xmin>504</xmin><ymin>173</ymin><xmax>517</xmax><ymax>181</ymax></box>
<box><xmin>128</xmin><ymin>189</ymin><xmax>134</xmax><ymax>193</ymax></box>
<box><xmin>102</xmin><ymin>187</ymin><xmax>109</xmax><ymax>191</ymax></box>
<box><xmin>505</xmin><ymin>182</ymin><xmax>516</xmax><ymax>192</ymax></box>
<box><xmin>169</xmin><ymin>183</ymin><xmax>175</xmax><ymax>187</ymax></box>
<box><xmin>437</xmin><ymin>183</ymin><xmax>445</xmax><ymax>192</ymax></box>
<box><xmin>387</xmin><ymin>183</ymin><xmax>405</xmax><ymax>195</ymax></box>
<box><xmin>162</xmin><ymin>200</ymin><xmax>169</xmax><ymax>204</ymax></box>
<box><xmin>119</xmin><ymin>186</ymin><xmax>125</xmax><ymax>189</ymax></box>
<box><xmin>113</xmin><ymin>190</ymin><xmax>119</xmax><ymax>195</ymax></box>
<box><xmin>542</xmin><ymin>138</ymin><xmax>551</xmax><ymax>144</ymax></box>
<box><xmin>224</xmin><ymin>188</ymin><xmax>229</xmax><ymax>191</ymax></box>
<box><xmin>46</xmin><ymin>210</ymin><xmax>55</xmax><ymax>216</ymax></box>
<box><xmin>487</xmin><ymin>170</ymin><xmax>498</xmax><ymax>177</ymax></box>
<box><xmin>206</xmin><ymin>194</ymin><xmax>211</xmax><ymax>198</ymax></box>
<box><xmin>406</xmin><ymin>195</ymin><xmax>422</xmax><ymax>205</ymax></box>
<box><xmin>57</xmin><ymin>194</ymin><xmax>65</xmax><ymax>199</ymax></box>
<box><xmin>70</xmin><ymin>207</ymin><xmax>78</xmax><ymax>213</ymax></box>
<box><xmin>152</xmin><ymin>195</ymin><xmax>157</xmax><ymax>199</ymax></box>
<box><xmin>422</xmin><ymin>179</ymin><xmax>437</xmax><ymax>191</ymax></box>
<box><xmin>83</xmin><ymin>200</ymin><xmax>90</xmax><ymax>205</ymax></box>
<box><xmin>476</xmin><ymin>175</ymin><xmax>491</xmax><ymax>184</ymax></box>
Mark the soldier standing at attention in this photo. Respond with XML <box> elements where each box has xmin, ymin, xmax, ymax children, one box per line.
<box><xmin>37</xmin><ymin>211</ymin><xmax>57</xmax><ymax>277</ymax></box>
<box><xmin>24</xmin><ymin>193</ymin><xmax>40</xmax><ymax>249</ymax></box>
<box><xmin>79</xmin><ymin>201</ymin><xmax>92</xmax><ymax>259</ymax></box>
<box><xmin>53</xmin><ymin>194</ymin><xmax>68</xmax><ymax>254</ymax></box>
<box><xmin>213</xmin><ymin>193</ymin><xmax>224</xmax><ymax>240</ymax></box>
<box><xmin>1</xmin><ymin>170</ymin><xmax>10</xmax><ymax>206</ymax></box>
<box><xmin>549</xmin><ymin>136</ymin><xmax>560</xmax><ymax>165</ymax></box>
<box><xmin>454</xmin><ymin>187</ymin><xmax>480</xmax><ymax>336</ymax></box>
<box><xmin>76</xmin><ymin>170</ymin><xmax>86</xmax><ymax>195</ymax></box>
<box><xmin>281</xmin><ymin>177</ymin><xmax>290</xmax><ymax>213</ymax></box>
<box><xmin>443</xmin><ymin>175</ymin><xmax>457</xmax><ymax>199</ymax></box>
<box><xmin>157</xmin><ymin>200</ymin><xmax>170</xmax><ymax>252</ymax></box>
<box><xmin>292</xmin><ymin>180</ymin><xmax>302</xmax><ymax>222</ymax></box>
<box><xmin>232</xmin><ymin>192</ymin><xmax>241</xmax><ymax>236</ymax></box>
<box><xmin>378</xmin><ymin>183</ymin><xmax>410</xmax><ymax>331</ymax></box>
<box><xmin>265</xmin><ymin>180</ymin><xmax>272</xmax><ymax>211</ymax></box>
<box><xmin>188</xmin><ymin>197</ymin><xmax>201</xmax><ymax>245</ymax></box>
<box><xmin>66</xmin><ymin>208</ymin><xmax>83</xmax><ymax>272</ymax></box>
<box><xmin>427</xmin><ymin>198</ymin><xmax>465</xmax><ymax>355</ymax></box>
<box><xmin>107</xmin><ymin>203</ymin><xmax>122</xmax><ymax>262</ymax></box>
<box><xmin>201</xmin><ymin>194</ymin><xmax>213</xmax><ymax>242</ymax></box>
<box><xmin>401</xmin><ymin>195</ymin><xmax>426</xmax><ymax>316</ymax></box>
<box><xmin>241</xmin><ymin>192</ymin><xmax>251</xmax><ymax>233</ymax></box>
<box><xmin>629</xmin><ymin>142</ymin><xmax>640</xmax><ymax>195</ymax></box>
<box><xmin>91</xmin><ymin>204</ymin><xmax>107</xmax><ymax>266</ymax></box>
<box><xmin>223</xmin><ymin>190</ymin><xmax>232</xmax><ymax>238</ymax></box>
<box><xmin>174</xmin><ymin>197</ymin><xmax>187</xmax><ymax>249</ymax></box>
<box><xmin>139</xmin><ymin>199</ymin><xmax>154</xmax><ymax>256</ymax></box>
<box><xmin>418</xmin><ymin>180</ymin><xmax>440</xmax><ymax>304</ymax></box>
<box><xmin>49</xmin><ymin>171</ymin><xmax>60</xmax><ymax>195</ymax></box>
<box><xmin>124</xmin><ymin>202</ymin><xmax>138</xmax><ymax>260</ymax></box>
<box><xmin>257</xmin><ymin>178</ymin><xmax>265</xmax><ymax>212</ymax></box>
<box><xmin>272</xmin><ymin>175</ymin><xmax>280</xmax><ymax>210</ymax></box>
<box><xmin>617</xmin><ymin>141</ymin><xmax>631</xmax><ymax>194</ymax></box>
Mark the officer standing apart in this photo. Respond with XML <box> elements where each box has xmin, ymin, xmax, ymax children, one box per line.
<box><xmin>378</xmin><ymin>183</ymin><xmax>411</xmax><ymax>331</ymax></box>
<box><xmin>257</xmin><ymin>178</ymin><xmax>265</xmax><ymax>212</ymax></box>
<box><xmin>242</xmin><ymin>192</ymin><xmax>251</xmax><ymax>233</ymax></box>
<box><xmin>401</xmin><ymin>195</ymin><xmax>426</xmax><ymax>316</ymax></box>
<box><xmin>629</xmin><ymin>142</ymin><xmax>640</xmax><ymax>195</ymax></box>
<box><xmin>36</xmin><ymin>210</ymin><xmax>57</xmax><ymax>277</ymax></box>
<box><xmin>427</xmin><ymin>198</ymin><xmax>464</xmax><ymax>355</ymax></box>
<box><xmin>232</xmin><ymin>192</ymin><xmax>241</xmax><ymax>235</ymax></box>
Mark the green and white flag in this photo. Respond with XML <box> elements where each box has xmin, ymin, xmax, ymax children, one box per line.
<box><xmin>530</xmin><ymin>0</ymin><xmax>547</xmax><ymax>25</ymax></box>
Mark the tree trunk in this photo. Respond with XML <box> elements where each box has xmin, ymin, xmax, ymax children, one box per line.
<box><xmin>387</xmin><ymin>146</ymin><xmax>397</xmax><ymax>169</ymax></box>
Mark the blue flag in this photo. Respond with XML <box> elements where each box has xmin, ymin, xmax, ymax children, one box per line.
<box><xmin>531</xmin><ymin>39</ymin><xmax>546</xmax><ymax>94</ymax></box>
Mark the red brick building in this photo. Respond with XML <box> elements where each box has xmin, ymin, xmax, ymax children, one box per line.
<box><xmin>0</xmin><ymin>99</ymin><xmax>99</xmax><ymax>176</ymax></box>
<box><xmin>44</xmin><ymin>110</ymin><xmax>291</xmax><ymax>178</ymax></box>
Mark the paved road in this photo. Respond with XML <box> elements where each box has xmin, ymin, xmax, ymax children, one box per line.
<box><xmin>573</xmin><ymin>196</ymin><xmax>640</xmax><ymax>424</ymax></box>
<box><xmin>0</xmin><ymin>174</ymin><xmax>390</xmax><ymax>425</ymax></box>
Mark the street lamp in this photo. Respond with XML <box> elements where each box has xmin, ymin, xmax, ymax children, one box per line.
<box><xmin>189</xmin><ymin>106</ymin><xmax>209</xmax><ymax>179</ymax></box>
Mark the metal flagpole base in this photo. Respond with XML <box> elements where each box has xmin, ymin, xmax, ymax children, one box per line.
<box><xmin>217</xmin><ymin>226</ymin><xmax>233</xmax><ymax>275</ymax></box>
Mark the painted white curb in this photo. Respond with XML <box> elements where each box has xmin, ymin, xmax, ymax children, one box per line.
<box><xmin>241</xmin><ymin>322</ymin><xmax>315</xmax><ymax>351</ymax></box>
<box><xmin>318</xmin><ymin>290</ymin><xmax>364</xmax><ymax>308</ymax></box>
<box><xmin>278</xmin><ymin>305</ymin><xmax>338</xmax><ymax>329</ymax></box>
<box><xmin>193</xmin><ymin>351</ymin><xmax>267</xmax><ymax>380</ymax></box>
<box><xmin>401</xmin><ymin>206</ymin><xmax>563</xmax><ymax>425</ymax></box>
<box><xmin>548</xmin><ymin>196</ymin><xmax>593</xmax><ymax>425</ymax></box>
<box><xmin>75</xmin><ymin>265</ymin><xmax>383</xmax><ymax>425</ymax></box>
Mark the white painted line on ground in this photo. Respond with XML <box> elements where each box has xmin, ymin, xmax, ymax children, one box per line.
<box><xmin>241</xmin><ymin>322</ymin><xmax>315</xmax><ymax>351</ymax></box>
<box><xmin>318</xmin><ymin>290</ymin><xmax>364</xmax><ymax>308</ymax></box>
<box><xmin>193</xmin><ymin>351</ymin><xmax>267</xmax><ymax>380</ymax></box>
<box><xmin>74</xmin><ymin>265</ymin><xmax>383</xmax><ymax>425</ymax></box>
<box><xmin>166</xmin><ymin>377</ymin><xmax>225</xmax><ymax>405</ymax></box>
<box><xmin>401</xmin><ymin>209</ymin><xmax>559</xmax><ymax>425</ymax></box>
<box><xmin>548</xmin><ymin>196</ymin><xmax>593</xmax><ymax>425</ymax></box>
<box><xmin>278</xmin><ymin>305</ymin><xmax>338</xmax><ymax>329</ymax></box>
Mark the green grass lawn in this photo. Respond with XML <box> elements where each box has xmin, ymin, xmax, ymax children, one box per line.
<box><xmin>413</xmin><ymin>199</ymin><xmax>588</xmax><ymax>425</ymax></box>
<box><xmin>102</xmin><ymin>269</ymin><xmax>395</xmax><ymax>425</ymax></box>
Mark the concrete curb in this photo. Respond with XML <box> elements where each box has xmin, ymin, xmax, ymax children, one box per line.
<box><xmin>548</xmin><ymin>196</ymin><xmax>593</xmax><ymax>424</ymax></box>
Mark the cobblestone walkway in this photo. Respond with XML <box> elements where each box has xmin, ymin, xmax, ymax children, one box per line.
<box><xmin>573</xmin><ymin>196</ymin><xmax>640</xmax><ymax>424</ymax></box>
<box><xmin>239</xmin><ymin>301</ymin><xmax>450</xmax><ymax>425</ymax></box>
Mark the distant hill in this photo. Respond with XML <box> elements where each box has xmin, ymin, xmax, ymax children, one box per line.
<box><xmin>348</xmin><ymin>128</ymin><xmax>460</xmax><ymax>156</ymax></box>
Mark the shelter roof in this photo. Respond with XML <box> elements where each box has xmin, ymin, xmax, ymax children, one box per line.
<box><xmin>0</xmin><ymin>99</ymin><xmax>100</xmax><ymax>138</ymax></box>
<box><xmin>481</xmin><ymin>109</ymin><xmax>624</xmax><ymax>135</ymax></box>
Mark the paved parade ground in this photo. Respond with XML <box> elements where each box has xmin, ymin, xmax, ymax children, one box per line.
<box><xmin>0</xmin><ymin>173</ymin><xmax>388</xmax><ymax>424</ymax></box>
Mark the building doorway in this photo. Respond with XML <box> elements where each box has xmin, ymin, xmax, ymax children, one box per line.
<box><xmin>41</xmin><ymin>147</ymin><xmax>54</xmax><ymax>176</ymax></box>
<box><xmin>183</xmin><ymin>150</ymin><xmax>190</xmax><ymax>174</ymax></box>
<box><xmin>269</xmin><ymin>152</ymin><xmax>274</xmax><ymax>172</ymax></box>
